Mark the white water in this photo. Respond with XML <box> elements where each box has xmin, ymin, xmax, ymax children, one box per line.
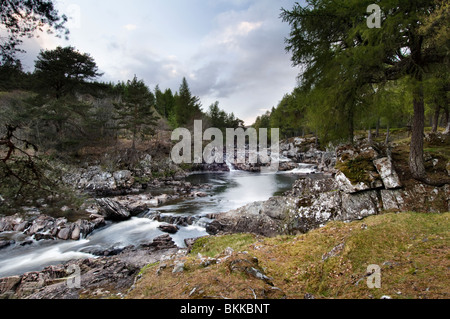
<box><xmin>281</xmin><ymin>163</ymin><xmax>318</xmax><ymax>175</ymax></box>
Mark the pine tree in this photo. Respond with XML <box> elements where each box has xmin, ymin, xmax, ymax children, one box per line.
<box><xmin>174</xmin><ymin>77</ymin><xmax>202</xmax><ymax>127</ymax></box>
<box><xmin>114</xmin><ymin>76</ymin><xmax>159</xmax><ymax>151</ymax></box>
<box><xmin>155</xmin><ymin>85</ymin><xmax>175</xmax><ymax>119</ymax></box>
<box><xmin>34</xmin><ymin>46</ymin><xmax>102</xmax><ymax>99</ymax></box>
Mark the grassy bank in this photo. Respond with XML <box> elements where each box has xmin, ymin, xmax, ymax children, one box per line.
<box><xmin>127</xmin><ymin>212</ymin><xmax>449</xmax><ymax>300</ymax></box>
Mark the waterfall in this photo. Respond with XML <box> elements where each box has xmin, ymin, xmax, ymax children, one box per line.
<box><xmin>226</xmin><ymin>159</ymin><xmax>236</xmax><ymax>172</ymax></box>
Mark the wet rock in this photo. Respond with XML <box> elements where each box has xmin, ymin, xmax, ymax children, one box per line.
<box><xmin>207</xmin><ymin>197</ymin><xmax>286</xmax><ymax>237</ymax></box>
<box><xmin>57</xmin><ymin>228</ymin><xmax>72</xmax><ymax>240</ymax></box>
<box><xmin>0</xmin><ymin>276</ymin><xmax>21</xmax><ymax>297</ymax></box>
<box><xmin>96</xmin><ymin>198</ymin><xmax>131</xmax><ymax>221</ymax></box>
<box><xmin>0</xmin><ymin>215</ymin><xmax>25</xmax><ymax>232</ymax></box>
<box><xmin>112</xmin><ymin>194</ymin><xmax>163</xmax><ymax>215</ymax></box>
<box><xmin>158</xmin><ymin>223</ymin><xmax>179</xmax><ymax>234</ymax></box>
<box><xmin>0</xmin><ymin>240</ymin><xmax>14</xmax><ymax>250</ymax></box>
<box><xmin>14</xmin><ymin>221</ymin><xmax>31</xmax><ymax>233</ymax></box>
<box><xmin>0</xmin><ymin>214</ymin><xmax>104</xmax><ymax>243</ymax></box>
<box><xmin>147</xmin><ymin>234</ymin><xmax>177</xmax><ymax>250</ymax></box>
<box><xmin>2</xmin><ymin>234</ymin><xmax>181</xmax><ymax>299</ymax></box>
<box><xmin>192</xmin><ymin>192</ymin><xmax>208</xmax><ymax>198</ymax></box>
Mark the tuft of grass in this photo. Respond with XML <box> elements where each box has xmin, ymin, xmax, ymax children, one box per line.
<box><xmin>190</xmin><ymin>234</ymin><xmax>257</xmax><ymax>258</ymax></box>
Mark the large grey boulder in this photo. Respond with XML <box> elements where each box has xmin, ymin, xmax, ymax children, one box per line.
<box><xmin>207</xmin><ymin>197</ymin><xmax>288</xmax><ymax>237</ymax></box>
<box><xmin>96</xmin><ymin>198</ymin><xmax>131</xmax><ymax>221</ymax></box>
<box><xmin>341</xmin><ymin>190</ymin><xmax>382</xmax><ymax>221</ymax></box>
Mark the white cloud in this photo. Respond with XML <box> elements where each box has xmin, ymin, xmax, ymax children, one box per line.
<box><xmin>123</xmin><ymin>24</ymin><xmax>138</xmax><ymax>31</ymax></box>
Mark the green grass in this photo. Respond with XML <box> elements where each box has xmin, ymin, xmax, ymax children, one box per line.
<box><xmin>190</xmin><ymin>234</ymin><xmax>257</xmax><ymax>258</ymax></box>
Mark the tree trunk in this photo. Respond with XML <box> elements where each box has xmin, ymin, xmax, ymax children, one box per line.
<box><xmin>348</xmin><ymin>107</ymin><xmax>354</xmax><ymax>144</ymax></box>
<box><xmin>444</xmin><ymin>107</ymin><xmax>450</xmax><ymax>135</ymax></box>
<box><xmin>375</xmin><ymin>117</ymin><xmax>381</xmax><ymax>137</ymax></box>
<box><xmin>432</xmin><ymin>104</ymin><xmax>441</xmax><ymax>133</ymax></box>
<box><xmin>368</xmin><ymin>128</ymin><xmax>373</xmax><ymax>145</ymax></box>
<box><xmin>385</xmin><ymin>124</ymin><xmax>390</xmax><ymax>145</ymax></box>
<box><xmin>409</xmin><ymin>81</ymin><xmax>427</xmax><ymax>180</ymax></box>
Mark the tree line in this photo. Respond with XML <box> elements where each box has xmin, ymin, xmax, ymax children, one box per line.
<box><xmin>1</xmin><ymin>46</ymin><xmax>243</xmax><ymax>156</ymax></box>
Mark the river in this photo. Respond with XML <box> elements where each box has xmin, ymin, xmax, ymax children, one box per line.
<box><xmin>0</xmin><ymin>169</ymin><xmax>313</xmax><ymax>278</ymax></box>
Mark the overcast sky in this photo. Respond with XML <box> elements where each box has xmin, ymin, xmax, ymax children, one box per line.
<box><xmin>19</xmin><ymin>0</ymin><xmax>302</xmax><ymax>125</ymax></box>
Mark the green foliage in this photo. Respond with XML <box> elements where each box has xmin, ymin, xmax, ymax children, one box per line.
<box><xmin>114</xmin><ymin>76</ymin><xmax>159</xmax><ymax>149</ymax></box>
<box><xmin>154</xmin><ymin>85</ymin><xmax>175</xmax><ymax>119</ymax></box>
<box><xmin>264</xmin><ymin>0</ymin><xmax>450</xmax><ymax>170</ymax></box>
<box><xmin>173</xmin><ymin>77</ymin><xmax>202</xmax><ymax>127</ymax></box>
<box><xmin>207</xmin><ymin>101</ymin><xmax>243</xmax><ymax>133</ymax></box>
<box><xmin>34</xmin><ymin>46</ymin><xmax>102</xmax><ymax>99</ymax></box>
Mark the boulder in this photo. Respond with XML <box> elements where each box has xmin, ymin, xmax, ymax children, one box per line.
<box><xmin>341</xmin><ymin>190</ymin><xmax>382</xmax><ymax>221</ymax></box>
<box><xmin>96</xmin><ymin>198</ymin><xmax>131</xmax><ymax>221</ymax></box>
<box><xmin>158</xmin><ymin>223</ymin><xmax>179</xmax><ymax>234</ymax></box>
<box><xmin>148</xmin><ymin>234</ymin><xmax>178</xmax><ymax>250</ymax></box>
<box><xmin>0</xmin><ymin>276</ymin><xmax>22</xmax><ymax>297</ymax></box>
<box><xmin>380</xmin><ymin>189</ymin><xmax>406</xmax><ymax>211</ymax></box>
<box><xmin>207</xmin><ymin>197</ymin><xmax>287</xmax><ymax>237</ymax></box>
<box><xmin>335</xmin><ymin>171</ymin><xmax>383</xmax><ymax>194</ymax></box>
<box><xmin>57</xmin><ymin>228</ymin><xmax>72</xmax><ymax>240</ymax></box>
<box><xmin>0</xmin><ymin>240</ymin><xmax>14</xmax><ymax>250</ymax></box>
<box><xmin>373</xmin><ymin>157</ymin><xmax>402</xmax><ymax>189</ymax></box>
<box><xmin>0</xmin><ymin>215</ymin><xmax>25</xmax><ymax>232</ymax></box>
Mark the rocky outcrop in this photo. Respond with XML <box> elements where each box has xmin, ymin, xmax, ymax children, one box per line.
<box><xmin>0</xmin><ymin>214</ymin><xmax>105</xmax><ymax>245</ymax></box>
<box><xmin>0</xmin><ymin>234</ymin><xmax>180</xmax><ymax>299</ymax></box>
<box><xmin>208</xmin><ymin>175</ymin><xmax>448</xmax><ymax>237</ymax></box>
<box><xmin>207</xmin><ymin>141</ymin><xmax>449</xmax><ymax>237</ymax></box>
<box><xmin>207</xmin><ymin>197</ymin><xmax>290</xmax><ymax>237</ymax></box>
<box><xmin>62</xmin><ymin>166</ymin><xmax>136</xmax><ymax>196</ymax></box>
